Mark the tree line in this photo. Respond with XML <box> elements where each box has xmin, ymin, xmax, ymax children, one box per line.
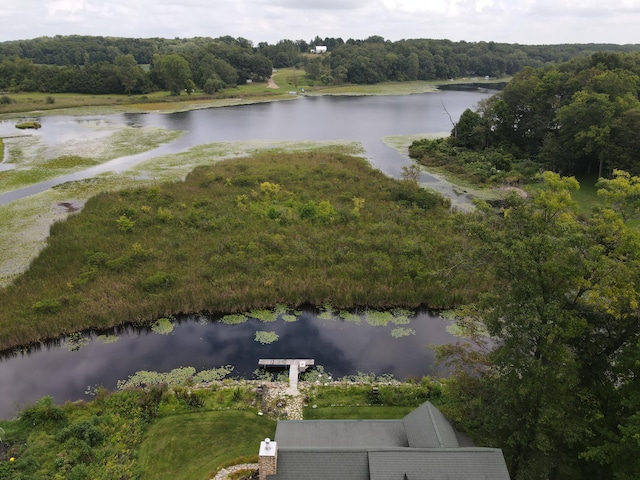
<box><xmin>409</xmin><ymin>51</ymin><xmax>640</xmax><ymax>183</ymax></box>
<box><xmin>0</xmin><ymin>36</ymin><xmax>272</xmax><ymax>96</ymax></box>
<box><xmin>1</xmin><ymin>34</ymin><xmax>640</xmax><ymax>95</ymax></box>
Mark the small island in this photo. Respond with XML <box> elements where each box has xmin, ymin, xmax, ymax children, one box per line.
<box><xmin>15</xmin><ymin>121</ymin><xmax>41</xmax><ymax>129</ymax></box>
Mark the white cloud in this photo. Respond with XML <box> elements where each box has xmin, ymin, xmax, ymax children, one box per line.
<box><xmin>0</xmin><ymin>0</ymin><xmax>638</xmax><ymax>44</ymax></box>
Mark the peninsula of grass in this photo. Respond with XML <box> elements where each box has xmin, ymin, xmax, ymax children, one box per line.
<box><xmin>0</xmin><ymin>151</ymin><xmax>471</xmax><ymax>351</ymax></box>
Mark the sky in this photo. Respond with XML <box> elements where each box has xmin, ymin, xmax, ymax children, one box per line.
<box><xmin>0</xmin><ymin>0</ymin><xmax>639</xmax><ymax>46</ymax></box>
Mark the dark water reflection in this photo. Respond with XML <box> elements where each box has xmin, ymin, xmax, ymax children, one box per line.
<box><xmin>0</xmin><ymin>310</ymin><xmax>454</xmax><ymax>419</ymax></box>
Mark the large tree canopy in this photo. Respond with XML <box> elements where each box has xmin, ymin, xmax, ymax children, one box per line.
<box><xmin>439</xmin><ymin>171</ymin><xmax>640</xmax><ymax>480</ymax></box>
<box><xmin>459</xmin><ymin>52</ymin><xmax>640</xmax><ymax>177</ymax></box>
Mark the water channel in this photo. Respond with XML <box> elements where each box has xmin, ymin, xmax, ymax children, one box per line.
<box><xmin>0</xmin><ymin>89</ymin><xmax>493</xmax><ymax>419</ymax></box>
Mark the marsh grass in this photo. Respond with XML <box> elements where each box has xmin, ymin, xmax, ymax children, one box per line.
<box><xmin>0</xmin><ymin>141</ymin><xmax>364</xmax><ymax>288</ymax></box>
<box><xmin>0</xmin><ymin>151</ymin><xmax>472</xmax><ymax>351</ymax></box>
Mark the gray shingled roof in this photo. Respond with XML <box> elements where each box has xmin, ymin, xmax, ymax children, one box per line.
<box><xmin>275</xmin><ymin>420</ymin><xmax>408</xmax><ymax>448</ymax></box>
<box><xmin>368</xmin><ymin>449</ymin><xmax>511</xmax><ymax>480</ymax></box>
<box><xmin>267</xmin><ymin>402</ymin><xmax>511</xmax><ymax>480</ymax></box>
<box><xmin>267</xmin><ymin>449</ymin><xmax>370</xmax><ymax>480</ymax></box>
<box><xmin>402</xmin><ymin>402</ymin><xmax>459</xmax><ymax>448</ymax></box>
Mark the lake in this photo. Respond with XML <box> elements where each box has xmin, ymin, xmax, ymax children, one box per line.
<box><xmin>0</xmin><ymin>89</ymin><xmax>492</xmax><ymax>419</ymax></box>
<box><xmin>0</xmin><ymin>90</ymin><xmax>492</xmax><ymax>205</ymax></box>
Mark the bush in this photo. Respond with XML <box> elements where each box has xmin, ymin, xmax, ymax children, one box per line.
<box><xmin>141</xmin><ymin>271</ymin><xmax>176</xmax><ymax>292</ymax></box>
<box><xmin>31</xmin><ymin>298</ymin><xmax>62</xmax><ymax>314</ymax></box>
<box><xmin>45</xmin><ymin>96</ymin><xmax>55</xmax><ymax>104</ymax></box>
<box><xmin>116</xmin><ymin>215</ymin><xmax>135</xmax><ymax>233</ymax></box>
<box><xmin>18</xmin><ymin>396</ymin><xmax>67</xmax><ymax>428</ymax></box>
<box><xmin>0</xmin><ymin>95</ymin><xmax>13</xmax><ymax>104</ymax></box>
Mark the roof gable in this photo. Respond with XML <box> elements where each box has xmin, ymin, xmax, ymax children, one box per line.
<box><xmin>402</xmin><ymin>402</ymin><xmax>459</xmax><ymax>448</ymax></box>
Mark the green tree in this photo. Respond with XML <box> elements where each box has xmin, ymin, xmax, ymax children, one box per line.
<box><xmin>114</xmin><ymin>54</ymin><xmax>143</xmax><ymax>94</ymax></box>
<box><xmin>153</xmin><ymin>54</ymin><xmax>192</xmax><ymax>96</ymax></box>
<box><xmin>440</xmin><ymin>172</ymin><xmax>640</xmax><ymax>479</ymax></box>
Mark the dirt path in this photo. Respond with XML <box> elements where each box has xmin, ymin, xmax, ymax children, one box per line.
<box><xmin>267</xmin><ymin>76</ymin><xmax>278</xmax><ymax>89</ymax></box>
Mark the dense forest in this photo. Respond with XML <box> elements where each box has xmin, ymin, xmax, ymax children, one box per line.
<box><xmin>410</xmin><ymin>51</ymin><xmax>640</xmax><ymax>182</ymax></box>
<box><xmin>1</xmin><ymin>34</ymin><xmax>640</xmax><ymax>95</ymax></box>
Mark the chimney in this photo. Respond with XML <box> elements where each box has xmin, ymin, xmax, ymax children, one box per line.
<box><xmin>259</xmin><ymin>437</ymin><xmax>277</xmax><ymax>480</ymax></box>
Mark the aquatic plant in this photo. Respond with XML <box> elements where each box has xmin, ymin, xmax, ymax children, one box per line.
<box><xmin>117</xmin><ymin>365</ymin><xmax>234</xmax><ymax>390</ymax></box>
<box><xmin>339</xmin><ymin>311</ymin><xmax>362</xmax><ymax>323</ymax></box>
<box><xmin>15</xmin><ymin>121</ymin><xmax>41</xmax><ymax>129</ymax></box>
<box><xmin>364</xmin><ymin>310</ymin><xmax>394</xmax><ymax>326</ymax></box>
<box><xmin>391</xmin><ymin>327</ymin><xmax>416</xmax><ymax>338</ymax></box>
<box><xmin>66</xmin><ymin>332</ymin><xmax>91</xmax><ymax>351</ymax></box>
<box><xmin>249</xmin><ymin>309</ymin><xmax>279</xmax><ymax>322</ymax></box>
<box><xmin>221</xmin><ymin>314</ymin><xmax>248</xmax><ymax>324</ymax></box>
<box><xmin>96</xmin><ymin>334</ymin><xmax>119</xmax><ymax>344</ymax></box>
<box><xmin>151</xmin><ymin>317</ymin><xmax>175</xmax><ymax>335</ymax></box>
<box><xmin>254</xmin><ymin>331</ymin><xmax>279</xmax><ymax>344</ymax></box>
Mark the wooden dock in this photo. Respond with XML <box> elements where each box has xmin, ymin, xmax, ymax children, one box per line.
<box><xmin>258</xmin><ymin>359</ymin><xmax>315</xmax><ymax>394</ymax></box>
<box><xmin>258</xmin><ymin>358</ymin><xmax>314</xmax><ymax>371</ymax></box>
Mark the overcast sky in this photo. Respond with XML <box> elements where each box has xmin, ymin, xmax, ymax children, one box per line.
<box><xmin>1</xmin><ymin>0</ymin><xmax>639</xmax><ymax>45</ymax></box>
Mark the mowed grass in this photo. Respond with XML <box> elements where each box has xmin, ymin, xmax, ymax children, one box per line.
<box><xmin>138</xmin><ymin>410</ymin><xmax>275</xmax><ymax>480</ymax></box>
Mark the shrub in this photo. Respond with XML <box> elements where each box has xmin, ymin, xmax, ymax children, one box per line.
<box><xmin>18</xmin><ymin>396</ymin><xmax>67</xmax><ymax>428</ymax></box>
<box><xmin>116</xmin><ymin>215</ymin><xmax>135</xmax><ymax>233</ymax></box>
<box><xmin>31</xmin><ymin>298</ymin><xmax>62</xmax><ymax>314</ymax></box>
<box><xmin>0</xmin><ymin>95</ymin><xmax>13</xmax><ymax>104</ymax></box>
<box><xmin>155</xmin><ymin>207</ymin><xmax>174</xmax><ymax>223</ymax></box>
<box><xmin>141</xmin><ymin>271</ymin><xmax>176</xmax><ymax>292</ymax></box>
<box><xmin>299</xmin><ymin>200</ymin><xmax>317</xmax><ymax>220</ymax></box>
<box><xmin>45</xmin><ymin>96</ymin><xmax>55</xmax><ymax>105</ymax></box>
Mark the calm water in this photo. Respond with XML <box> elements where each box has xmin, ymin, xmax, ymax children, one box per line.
<box><xmin>0</xmin><ymin>310</ymin><xmax>454</xmax><ymax>419</ymax></box>
<box><xmin>0</xmin><ymin>90</ymin><xmax>492</xmax><ymax>419</ymax></box>
<box><xmin>0</xmin><ymin>90</ymin><xmax>492</xmax><ymax>205</ymax></box>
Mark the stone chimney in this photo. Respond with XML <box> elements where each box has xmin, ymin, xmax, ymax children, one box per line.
<box><xmin>259</xmin><ymin>437</ymin><xmax>277</xmax><ymax>480</ymax></box>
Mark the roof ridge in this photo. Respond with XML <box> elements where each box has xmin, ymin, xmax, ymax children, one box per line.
<box><xmin>426</xmin><ymin>402</ymin><xmax>445</xmax><ymax>448</ymax></box>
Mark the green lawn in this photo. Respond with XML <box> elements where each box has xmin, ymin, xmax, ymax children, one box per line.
<box><xmin>138</xmin><ymin>410</ymin><xmax>276</xmax><ymax>480</ymax></box>
<box><xmin>571</xmin><ymin>174</ymin><xmax>602</xmax><ymax>216</ymax></box>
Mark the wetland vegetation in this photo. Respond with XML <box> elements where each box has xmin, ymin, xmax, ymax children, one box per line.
<box><xmin>0</xmin><ymin>151</ymin><xmax>464</xmax><ymax>351</ymax></box>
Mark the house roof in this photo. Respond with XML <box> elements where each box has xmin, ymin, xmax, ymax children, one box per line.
<box><xmin>402</xmin><ymin>402</ymin><xmax>459</xmax><ymax>448</ymax></box>
<box><xmin>275</xmin><ymin>420</ymin><xmax>408</xmax><ymax>448</ymax></box>
<box><xmin>368</xmin><ymin>449</ymin><xmax>512</xmax><ymax>480</ymax></box>
<box><xmin>267</xmin><ymin>402</ymin><xmax>511</xmax><ymax>480</ymax></box>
